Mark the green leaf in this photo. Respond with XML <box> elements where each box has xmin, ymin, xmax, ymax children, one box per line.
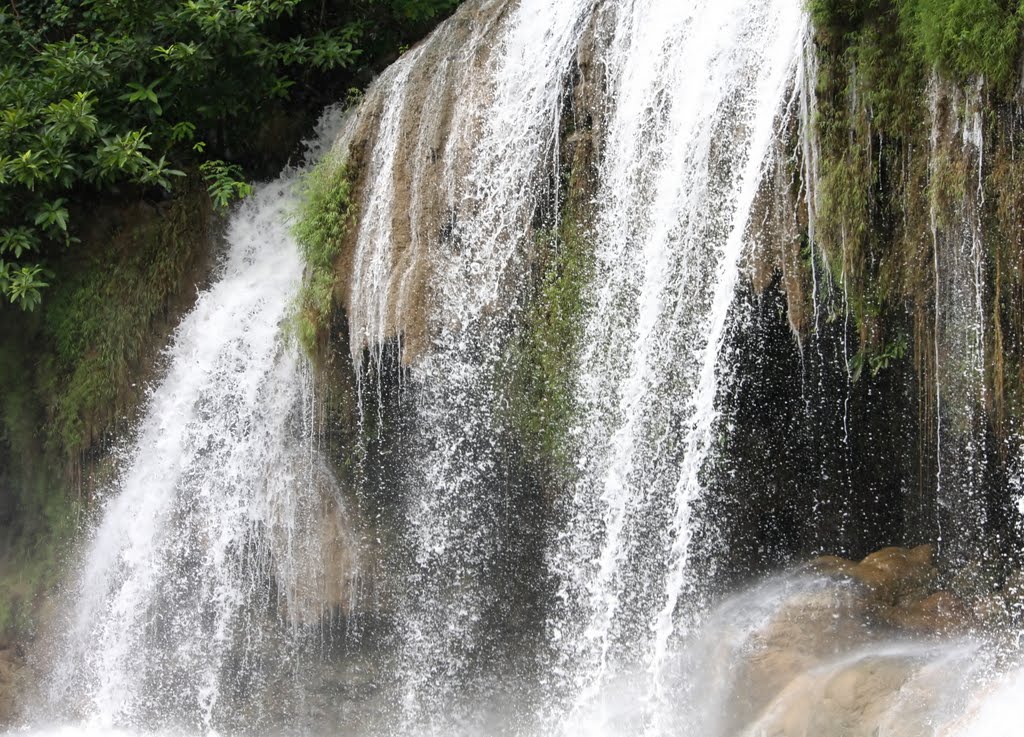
<box><xmin>120</xmin><ymin>81</ymin><xmax>163</xmax><ymax>116</ymax></box>
<box><xmin>0</xmin><ymin>228</ymin><xmax>40</xmax><ymax>259</ymax></box>
<box><xmin>33</xmin><ymin>199</ymin><xmax>70</xmax><ymax>234</ymax></box>
<box><xmin>5</xmin><ymin>264</ymin><xmax>49</xmax><ymax>311</ymax></box>
<box><xmin>199</xmin><ymin>159</ymin><xmax>252</xmax><ymax>210</ymax></box>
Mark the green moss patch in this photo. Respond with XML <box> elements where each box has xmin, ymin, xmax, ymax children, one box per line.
<box><xmin>293</xmin><ymin>151</ymin><xmax>358</xmax><ymax>356</ymax></box>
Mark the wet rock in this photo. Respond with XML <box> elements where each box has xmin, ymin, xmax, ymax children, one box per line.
<box><xmin>737</xmin><ymin>647</ymin><xmax>976</xmax><ymax>737</ymax></box>
<box><xmin>808</xmin><ymin>545</ymin><xmax>937</xmax><ymax>607</ymax></box>
<box><xmin>808</xmin><ymin>555</ymin><xmax>860</xmax><ymax>579</ymax></box>
<box><xmin>722</xmin><ymin>545</ymin><xmax>978</xmax><ymax>735</ymax></box>
<box><xmin>850</xmin><ymin>545</ymin><xmax>936</xmax><ymax>606</ymax></box>
<box><xmin>714</xmin><ymin>577</ymin><xmax>877</xmax><ymax>734</ymax></box>
<box><xmin>884</xmin><ymin>592</ymin><xmax>969</xmax><ymax>635</ymax></box>
<box><xmin>0</xmin><ymin>644</ymin><xmax>26</xmax><ymax>727</ymax></box>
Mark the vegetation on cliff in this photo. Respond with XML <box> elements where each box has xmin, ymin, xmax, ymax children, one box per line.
<box><xmin>0</xmin><ymin>0</ymin><xmax>459</xmax><ymax>312</ymax></box>
<box><xmin>739</xmin><ymin>0</ymin><xmax>1024</xmax><ymax>565</ymax></box>
<box><xmin>293</xmin><ymin>151</ymin><xmax>357</xmax><ymax>354</ymax></box>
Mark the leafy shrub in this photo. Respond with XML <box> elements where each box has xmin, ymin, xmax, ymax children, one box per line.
<box><xmin>0</xmin><ymin>0</ymin><xmax>461</xmax><ymax>313</ymax></box>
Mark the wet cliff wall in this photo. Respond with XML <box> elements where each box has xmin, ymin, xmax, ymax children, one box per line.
<box><xmin>303</xmin><ymin>0</ymin><xmax>1024</xmax><ymax>602</ymax></box>
<box><xmin>720</xmin><ymin>0</ymin><xmax>1024</xmax><ymax>583</ymax></box>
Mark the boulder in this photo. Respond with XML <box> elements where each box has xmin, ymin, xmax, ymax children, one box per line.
<box><xmin>737</xmin><ymin>647</ymin><xmax>975</xmax><ymax>737</ymax></box>
<box><xmin>809</xmin><ymin>545</ymin><xmax>937</xmax><ymax>607</ymax></box>
<box><xmin>850</xmin><ymin>545</ymin><xmax>937</xmax><ymax>606</ymax></box>
<box><xmin>715</xmin><ymin>578</ymin><xmax>878</xmax><ymax>734</ymax></box>
<box><xmin>884</xmin><ymin>592</ymin><xmax>969</xmax><ymax>635</ymax></box>
<box><xmin>724</xmin><ymin>544</ymin><xmax>970</xmax><ymax>737</ymax></box>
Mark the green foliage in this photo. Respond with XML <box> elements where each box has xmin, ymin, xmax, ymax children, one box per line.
<box><xmin>850</xmin><ymin>334</ymin><xmax>908</xmax><ymax>380</ymax></box>
<box><xmin>393</xmin><ymin>0</ymin><xmax>461</xmax><ymax>21</ymax></box>
<box><xmin>898</xmin><ymin>0</ymin><xmax>1023</xmax><ymax>85</ymax></box>
<box><xmin>40</xmin><ymin>187</ymin><xmax>211</xmax><ymax>454</ymax></box>
<box><xmin>810</xmin><ymin>0</ymin><xmax>1023</xmax><ymax>83</ymax></box>
<box><xmin>0</xmin><ymin>263</ymin><xmax>48</xmax><ymax>311</ymax></box>
<box><xmin>809</xmin><ymin>0</ymin><xmax>889</xmax><ymax>43</ymax></box>
<box><xmin>200</xmin><ymin>160</ymin><xmax>252</xmax><ymax>210</ymax></box>
<box><xmin>293</xmin><ymin>151</ymin><xmax>356</xmax><ymax>353</ymax></box>
<box><xmin>0</xmin><ymin>0</ymin><xmax>462</xmax><ymax>312</ymax></box>
<box><xmin>808</xmin><ymin>0</ymin><xmax>1023</xmax><ymax>384</ymax></box>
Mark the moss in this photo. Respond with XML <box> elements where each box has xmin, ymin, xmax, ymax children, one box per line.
<box><xmin>0</xmin><ymin>493</ymin><xmax>74</xmax><ymax>642</ymax></box>
<box><xmin>40</xmin><ymin>185</ymin><xmax>213</xmax><ymax>458</ymax></box>
<box><xmin>507</xmin><ymin>209</ymin><xmax>593</xmax><ymax>478</ymax></box>
<box><xmin>0</xmin><ymin>183</ymin><xmax>215</xmax><ymax>644</ymax></box>
<box><xmin>0</xmin><ymin>346</ymin><xmax>76</xmax><ymax>643</ymax></box>
<box><xmin>800</xmin><ymin>0</ymin><xmax>1024</xmax><ymax>551</ymax></box>
<box><xmin>808</xmin><ymin>0</ymin><xmax>932</xmax><ymax>366</ymax></box>
<box><xmin>812</xmin><ymin>0</ymin><xmax>1023</xmax><ymax>86</ymax></box>
<box><xmin>293</xmin><ymin>151</ymin><xmax>358</xmax><ymax>356</ymax></box>
<box><xmin>499</xmin><ymin>115</ymin><xmax>598</xmax><ymax>483</ymax></box>
<box><xmin>898</xmin><ymin>0</ymin><xmax>1023</xmax><ymax>87</ymax></box>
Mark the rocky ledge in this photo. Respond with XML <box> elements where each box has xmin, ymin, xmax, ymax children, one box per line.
<box><xmin>701</xmin><ymin>544</ymin><xmax>1021</xmax><ymax>737</ymax></box>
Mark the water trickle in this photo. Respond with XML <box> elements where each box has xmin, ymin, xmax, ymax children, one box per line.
<box><xmin>926</xmin><ymin>77</ymin><xmax>990</xmax><ymax>564</ymax></box>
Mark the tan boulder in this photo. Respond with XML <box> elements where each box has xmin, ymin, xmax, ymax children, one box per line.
<box><xmin>737</xmin><ymin>646</ymin><xmax>976</xmax><ymax>737</ymax></box>
<box><xmin>720</xmin><ymin>580</ymin><xmax>878</xmax><ymax>734</ymax></box>
<box><xmin>849</xmin><ymin>545</ymin><xmax>937</xmax><ymax>606</ymax></box>
<box><xmin>885</xmin><ymin>592</ymin><xmax>969</xmax><ymax>635</ymax></box>
<box><xmin>808</xmin><ymin>555</ymin><xmax>860</xmax><ymax>579</ymax></box>
<box><xmin>809</xmin><ymin>545</ymin><xmax>937</xmax><ymax>608</ymax></box>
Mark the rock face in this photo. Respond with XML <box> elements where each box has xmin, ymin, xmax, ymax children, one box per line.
<box><xmin>334</xmin><ymin>0</ymin><xmax>512</xmax><ymax>366</ymax></box>
<box><xmin>0</xmin><ymin>645</ymin><xmax>26</xmax><ymax>727</ymax></box>
<box><xmin>698</xmin><ymin>545</ymin><xmax>1000</xmax><ymax>737</ymax></box>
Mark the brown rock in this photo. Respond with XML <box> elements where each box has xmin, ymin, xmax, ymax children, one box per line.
<box><xmin>885</xmin><ymin>592</ymin><xmax>969</xmax><ymax>635</ymax></box>
<box><xmin>738</xmin><ymin>651</ymin><xmax>954</xmax><ymax>737</ymax></box>
<box><xmin>807</xmin><ymin>555</ymin><xmax>860</xmax><ymax>579</ymax></box>
<box><xmin>850</xmin><ymin>545</ymin><xmax>937</xmax><ymax>606</ymax></box>
<box><xmin>721</xmin><ymin>581</ymin><xmax>877</xmax><ymax>734</ymax></box>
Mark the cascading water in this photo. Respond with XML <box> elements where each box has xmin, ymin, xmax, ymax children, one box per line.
<box><xmin>545</xmin><ymin>1</ymin><xmax>803</xmax><ymax>731</ymax></box>
<box><xmin>39</xmin><ymin>111</ymin><xmax>361</xmax><ymax>734</ymax></box>
<box><xmin>341</xmin><ymin>1</ymin><xmax>597</xmax><ymax>729</ymax></box>
<box><xmin>927</xmin><ymin>78</ymin><xmax>990</xmax><ymax>565</ymax></box>
<box><xmin>12</xmin><ymin>1</ymin><xmax>1024</xmax><ymax>737</ymax></box>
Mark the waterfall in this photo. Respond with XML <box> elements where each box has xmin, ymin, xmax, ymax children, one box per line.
<box><xmin>339</xmin><ymin>0</ymin><xmax>805</xmax><ymax>730</ymax></box>
<box><xmin>341</xmin><ymin>0</ymin><xmax>598</xmax><ymax>729</ymax></box>
<box><xmin>15</xmin><ymin>1</ymin><xmax>1024</xmax><ymax>737</ymax></box>
<box><xmin>545</xmin><ymin>1</ymin><xmax>803</xmax><ymax>731</ymax></box>
<box><xmin>926</xmin><ymin>77</ymin><xmax>990</xmax><ymax>563</ymax></box>
<box><xmin>43</xmin><ymin>111</ymin><xmax>358</xmax><ymax>733</ymax></box>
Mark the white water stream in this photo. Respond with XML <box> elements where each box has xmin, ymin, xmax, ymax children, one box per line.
<box><xmin>41</xmin><ymin>112</ymin><xmax>357</xmax><ymax>733</ymax></box>
<box><xmin>545</xmin><ymin>8</ymin><xmax>804</xmax><ymax>732</ymax></box>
